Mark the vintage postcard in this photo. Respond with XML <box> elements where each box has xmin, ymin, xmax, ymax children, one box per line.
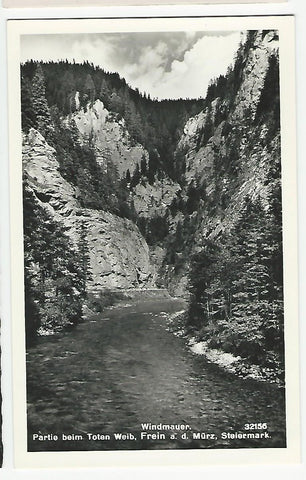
<box><xmin>8</xmin><ymin>15</ymin><xmax>299</xmax><ymax>468</ymax></box>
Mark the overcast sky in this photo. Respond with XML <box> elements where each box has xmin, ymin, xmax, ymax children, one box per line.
<box><xmin>21</xmin><ymin>31</ymin><xmax>242</xmax><ymax>100</ymax></box>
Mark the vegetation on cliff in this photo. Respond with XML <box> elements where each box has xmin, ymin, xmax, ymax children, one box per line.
<box><xmin>21</xmin><ymin>60</ymin><xmax>203</xmax><ymax>183</ymax></box>
<box><xmin>23</xmin><ymin>187</ymin><xmax>87</xmax><ymax>343</ymax></box>
<box><xmin>173</xmin><ymin>32</ymin><xmax>283</xmax><ymax>372</ymax></box>
<box><xmin>187</xmin><ymin>192</ymin><xmax>283</xmax><ymax>371</ymax></box>
<box><xmin>21</xmin><ymin>30</ymin><xmax>284</xmax><ymax>377</ymax></box>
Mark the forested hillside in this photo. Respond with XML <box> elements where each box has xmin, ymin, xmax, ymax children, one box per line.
<box><xmin>161</xmin><ymin>30</ymin><xmax>283</xmax><ymax>370</ymax></box>
<box><xmin>21</xmin><ymin>30</ymin><xmax>284</xmax><ymax>375</ymax></box>
<box><xmin>22</xmin><ymin>60</ymin><xmax>203</xmax><ymax>183</ymax></box>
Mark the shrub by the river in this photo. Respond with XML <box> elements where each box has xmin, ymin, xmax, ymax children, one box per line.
<box><xmin>86</xmin><ymin>290</ymin><xmax>127</xmax><ymax>314</ymax></box>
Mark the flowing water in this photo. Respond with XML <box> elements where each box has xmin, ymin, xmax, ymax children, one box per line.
<box><xmin>26</xmin><ymin>296</ymin><xmax>286</xmax><ymax>451</ymax></box>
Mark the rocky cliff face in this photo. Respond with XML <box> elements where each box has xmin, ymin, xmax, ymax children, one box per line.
<box><xmin>132</xmin><ymin>178</ymin><xmax>180</xmax><ymax>218</ymax></box>
<box><xmin>178</xmin><ymin>31</ymin><xmax>278</xmax><ymax>194</ymax></box>
<box><xmin>152</xmin><ymin>24</ymin><xmax>278</xmax><ymax>302</ymax></box>
<box><xmin>68</xmin><ymin>99</ymin><xmax>148</xmax><ymax>178</ymax></box>
<box><xmin>68</xmin><ymin>99</ymin><xmax>181</xmax><ymax>218</ymax></box>
<box><xmin>23</xmin><ymin>129</ymin><xmax>154</xmax><ymax>290</ymax></box>
<box><xmin>157</xmin><ymin>30</ymin><xmax>281</xmax><ymax>293</ymax></box>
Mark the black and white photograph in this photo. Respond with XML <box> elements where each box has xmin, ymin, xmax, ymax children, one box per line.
<box><xmin>8</xmin><ymin>16</ymin><xmax>299</xmax><ymax>468</ymax></box>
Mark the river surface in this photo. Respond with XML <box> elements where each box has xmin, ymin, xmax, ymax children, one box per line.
<box><xmin>26</xmin><ymin>297</ymin><xmax>286</xmax><ymax>451</ymax></box>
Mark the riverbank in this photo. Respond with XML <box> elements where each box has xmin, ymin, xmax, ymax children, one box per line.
<box><xmin>37</xmin><ymin>288</ymin><xmax>171</xmax><ymax>336</ymax></box>
<box><xmin>84</xmin><ymin>288</ymin><xmax>172</xmax><ymax>320</ymax></box>
<box><xmin>165</xmin><ymin>309</ymin><xmax>284</xmax><ymax>387</ymax></box>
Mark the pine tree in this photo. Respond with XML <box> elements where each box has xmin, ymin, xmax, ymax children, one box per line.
<box><xmin>21</xmin><ymin>76</ymin><xmax>37</xmax><ymax>133</ymax></box>
<box><xmin>62</xmin><ymin>70</ymin><xmax>76</xmax><ymax>113</ymax></box>
<box><xmin>99</xmin><ymin>77</ymin><xmax>110</xmax><ymax>104</ymax></box>
<box><xmin>126</xmin><ymin>169</ymin><xmax>131</xmax><ymax>183</ymax></box>
<box><xmin>31</xmin><ymin>64</ymin><xmax>52</xmax><ymax>139</ymax></box>
<box><xmin>78</xmin><ymin>221</ymin><xmax>92</xmax><ymax>298</ymax></box>
<box><xmin>83</xmin><ymin>73</ymin><xmax>96</xmax><ymax>106</ymax></box>
<box><xmin>187</xmin><ymin>240</ymin><xmax>220</xmax><ymax>330</ymax></box>
<box><xmin>23</xmin><ymin>187</ymin><xmax>83</xmax><ymax>337</ymax></box>
<box><xmin>140</xmin><ymin>156</ymin><xmax>147</xmax><ymax>176</ymax></box>
<box><xmin>130</xmin><ymin>164</ymin><xmax>141</xmax><ymax>188</ymax></box>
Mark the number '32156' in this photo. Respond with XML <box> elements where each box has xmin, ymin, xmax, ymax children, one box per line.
<box><xmin>244</xmin><ymin>423</ymin><xmax>267</xmax><ymax>430</ymax></box>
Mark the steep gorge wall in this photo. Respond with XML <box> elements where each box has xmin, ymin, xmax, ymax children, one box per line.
<box><xmin>23</xmin><ymin>129</ymin><xmax>155</xmax><ymax>290</ymax></box>
<box><xmin>69</xmin><ymin>98</ymin><xmax>181</xmax><ymax>220</ymax></box>
<box><xmin>68</xmin><ymin>99</ymin><xmax>148</xmax><ymax>179</ymax></box>
<box><xmin>65</xmin><ymin>96</ymin><xmax>182</xmax><ymax>286</ymax></box>
<box><xmin>162</xmin><ymin>30</ymin><xmax>281</xmax><ymax>294</ymax></box>
<box><xmin>179</xmin><ymin>31</ymin><xmax>278</xmax><ymax>189</ymax></box>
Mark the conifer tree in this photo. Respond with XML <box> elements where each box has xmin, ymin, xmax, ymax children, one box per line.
<box><xmin>31</xmin><ymin>64</ymin><xmax>52</xmax><ymax>139</ymax></box>
<box><xmin>125</xmin><ymin>169</ymin><xmax>131</xmax><ymax>183</ymax></box>
<box><xmin>78</xmin><ymin>221</ymin><xmax>92</xmax><ymax>298</ymax></box>
<box><xmin>140</xmin><ymin>156</ymin><xmax>147</xmax><ymax>176</ymax></box>
<box><xmin>23</xmin><ymin>187</ymin><xmax>83</xmax><ymax>337</ymax></box>
<box><xmin>83</xmin><ymin>73</ymin><xmax>96</xmax><ymax>105</ymax></box>
<box><xmin>21</xmin><ymin>76</ymin><xmax>37</xmax><ymax>133</ymax></box>
<box><xmin>99</xmin><ymin>77</ymin><xmax>110</xmax><ymax>103</ymax></box>
<box><xmin>130</xmin><ymin>164</ymin><xmax>141</xmax><ymax>188</ymax></box>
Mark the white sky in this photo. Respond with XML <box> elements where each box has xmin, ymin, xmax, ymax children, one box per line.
<box><xmin>21</xmin><ymin>31</ymin><xmax>242</xmax><ymax>100</ymax></box>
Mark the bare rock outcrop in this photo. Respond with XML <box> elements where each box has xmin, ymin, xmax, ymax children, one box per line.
<box><xmin>176</xmin><ymin>30</ymin><xmax>279</xmax><ymax>236</ymax></box>
<box><xmin>68</xmin><ymin>99</ymin><xmax>149</xmax><ymax>178</ymax></box>
<box><xmin>22</xmin><ymin>129</ymin><xmax>154</xmax><ymax>290</ymax></box>
<box><xmin>132</xmin><ymin>178</ymin><xmax>181</xmax><ymax>218</ymax></box>
<box><xmin>165</xmin><ymin>30</ymin><xmax>281</xmax><ymax>293</ymax></box>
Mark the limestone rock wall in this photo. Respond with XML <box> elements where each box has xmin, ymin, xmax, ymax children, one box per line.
<box><xmin>132</xmin><ymin>178</ymin><xmax>181</xmax><ymax>218</ymax></box>
<box><xmin>165</xmin><ymin>30</ymin><xmax>281</xmax><ymax>293</ymax></box>
<box><xmin>22</xmin><ymin>129</ymin><xmax>154</xmax><ymax>290</ymax></box>
<box><xmin>68</xmin><ymin>99</ymin><xmax>148</xmax><ymax>178</ymax></box>
<box><xmin>177</xmin><ymin>30</ymin><xmax>279</xmax><ymax>234</ymax></box>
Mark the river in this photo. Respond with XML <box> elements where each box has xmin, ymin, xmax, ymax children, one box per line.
<box><xmin>26</xmin><ymin>296</ymin><xmax>286</xmax><ymax>451</ymax></box>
